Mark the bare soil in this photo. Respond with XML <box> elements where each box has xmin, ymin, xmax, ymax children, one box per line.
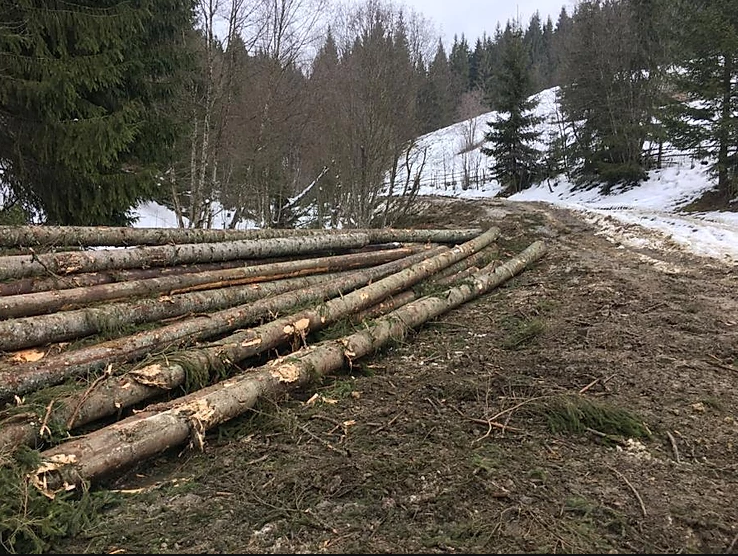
<box><xmin>46</xmin><ymin>197</ymin><xmax>738</xmax><ymax>554</ymax></box>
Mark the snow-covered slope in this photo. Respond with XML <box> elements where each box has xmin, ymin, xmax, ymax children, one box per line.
<box><xmin>134</xmin><ymin>86</ymin><xmax>737</xmax><ymax>264</ymax></box>
<box><xmin>403</xmin><ymin>86</ymin><xmax>738</xmax><ymax>265</ymax></box>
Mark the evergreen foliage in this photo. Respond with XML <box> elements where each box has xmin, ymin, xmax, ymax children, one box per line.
<box><xmin>663</xmin><ymin>0</ymin><xmax>738</xmax><ymax>204</ymax></box>
<box><xmin>557</xmin><ymin>0</ymin><xmax>667</xmax><ymax>189</ymax></box>
<box><xmin>481</xmin><ymin>24</ymin><xmax>542</xmax><ymax>196</ymax></box>
<box><xmin>0</xmin><ymin>0</ymin><xmax>195</xmax><ymax>225</ymax></box>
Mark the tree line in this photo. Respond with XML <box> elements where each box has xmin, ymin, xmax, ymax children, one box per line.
<box><xmin>0</xmin><ymin>0</ymin><xmax>736</xmax><ymax>227</ymax></box>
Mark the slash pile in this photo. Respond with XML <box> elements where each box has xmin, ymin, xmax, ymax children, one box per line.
<box><xmin>0</xmin><ymin>224</ymin><xmax>546</xmax><ymax>496</ymax></box>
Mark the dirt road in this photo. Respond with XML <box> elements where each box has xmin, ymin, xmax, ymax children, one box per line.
<box><xmin>49</xmin><ymin>197</ymin><xmax>738</xmax><ymax>554</ymax></box>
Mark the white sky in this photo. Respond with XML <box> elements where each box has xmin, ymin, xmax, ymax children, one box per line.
<box><xmin>398</xmin><ymin>0</ymin><xmax>577</xmax><ymax>46</ymax></box>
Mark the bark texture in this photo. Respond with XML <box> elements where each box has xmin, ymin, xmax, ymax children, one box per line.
<box><xmin>0</xmin><ymin>233</ymin><xmax>374</xmax><ymax>280</ymax></box>
<box><xmin>0</xmin><ymin>247</ymin><xmax>418</xmax><ymax>318</ymax></box>
<box><xmin>0</xmin><ymin>247</ymin><xmax>448</xmax><ymax>405</ymax></box>
<box><xmin>0</xmin><ymin>226</ymin><xmax>482</xmax><ymax>248</ymax></box>
<box><xmin>30</xmin><ymin>240</ymin><xmax>546</xmax><ymax>492</ymax></box>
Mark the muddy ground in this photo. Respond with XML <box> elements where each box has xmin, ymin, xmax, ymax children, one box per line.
<box><xmin>45</xmin><ymin>197</ymin><xmax>737</xmax><ymax>554</ymax></box>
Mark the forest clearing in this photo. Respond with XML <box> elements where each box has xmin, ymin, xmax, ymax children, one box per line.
<box><xmin>0</xmin><ymin>195</ymin><xmax>735</xmax><ymax>554</ymax></box>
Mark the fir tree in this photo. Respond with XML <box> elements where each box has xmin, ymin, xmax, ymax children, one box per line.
<box><xmin>0</xmin><ymin>0</ymin><xmax>195</xmax><ymax>225</ymax></box>
<box><xmin>481</xmin><ymin>24</ymin><xmax>542</xmax><ymax>196</ymax></box>
<box><xmin>664</xmin><ymin>0</ymin><xmax>738</xmax><ymax>205</ymax></box>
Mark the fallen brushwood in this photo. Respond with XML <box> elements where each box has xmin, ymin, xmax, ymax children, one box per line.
<box><xmin>0</xmin><ymin>246</ymin><xmax>450</xmax><ymax>438</ymax></box>
<box><xmin>0</xmin><ymin>246</ymin><xmax>421</xmax><ymax>319</ymax></box>
<box><xmin>28</xmin><ymin>239</ymin><xmax>546</xmax><ymax>493</ymax></box>
<box><xmin>0</xmin><ymin>228</ymin><xmax>481</xmax><ymax>280</ymax></box>
<box><xmin>0</xmin><ymin>225</ymin><xmax>483</xmax><ymax>248</ymax></box>
<box><xmin>0</xmin><ymin>228</ymin><xmax>499</xmax><ymax>446</ymax></box>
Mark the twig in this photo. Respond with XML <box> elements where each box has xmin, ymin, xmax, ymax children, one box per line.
<box><xmin>585</xmin><ymin>427</ymin><xmax>627</xmax><ymax>446</ymax></box>
<box><xmin>38</xmin><ymin>400</ymin><xmax>55</xmax><ymax>439</ymax></box>
<box><xmin>579</xmin><ymin>377</ymin><xmax>600</xmax><ymax>395</ymax></box>
<box><xmin>666</xmin><ymin>431</ymin><xmax>681</xmax><ymax>463</ymax></box>
<box><xmin>726</xmin><ymin>532</ymin><xmax>738</xmax><ymax>554</ymax></box>
<box><xmin>609</xmin><ymin>466</ymin><xmax>647</xmax><ymax>517</ymax></box>
<box><xmin>447</xmin><ymin>403</ymin><xmax>523</xmax><ymax>439</ymax></box>
<box><xmin>295</xmin><ymin>421</ymin><xmax>348</xmax><ymax>457</ymax></box>
<box><xmin>66</xmin><ymin>364</ymin><xmax>115</xmax><ymax>429</ymax></box>
<box><xmin>707</xmin><ymin>354</ymin><xmax>738</xmax><ymax>373</ymax></box>
<box><xmin>371</xmin><ymin>410</ymin><xmax>403</xmax><ymax>434</ymax></box>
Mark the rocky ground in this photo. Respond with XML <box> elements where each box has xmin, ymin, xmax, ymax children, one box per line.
<box><xmin>45</xmin><ymin>196</ymin><xmax>737</xmax><ymax>554</ymax></box>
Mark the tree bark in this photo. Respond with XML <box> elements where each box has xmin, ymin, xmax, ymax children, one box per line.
<box><xmin>0</xmin><ymin>271</ymin><xmax>351</xmax><ymax>352</ymax></box>
<box><xmin>0</xmin><ymin>243</ymin><xmax>412</xmax><ymax>297</ymax></box>
<box><xmin>0</xmin><ymin>250</ymin><xmax>449</xmax><ymax>452</ymax></box>
<box><xmin>0</xmin><ymin>232</ymin><xmax>374</xmax><ymax>280</ymax></box>
<box><xmin>0</xmin><ymin>225</ymin><xmax>338</xmax><ymax>248</ymax></box>
<box><xmin>0</xmin><ymin>246</ymin><xmax>448</xmax><ymax>406</ymax></box>
<box><xmin>30</xmin><ymin>239</ymin><xmax>546</xmax><ymax>492</ymax></box>
<box><xmin>0</xmin><ymin>225</ymin><xmax>499</xmax><ymax>446</ymax></box>
<box><xmin>0</xmin><ymin>259</ymin><xmax>279</xmax><ymax>297</ymax></box>
<box><xmin>0</xmin><ymin>246</ymin><xmax>419</xmax><ymax>319</ymax></box>
<box><xmin>0</xmin><ymin>225</ymin><xmax>482</xmax><ymax>249</ymax></box>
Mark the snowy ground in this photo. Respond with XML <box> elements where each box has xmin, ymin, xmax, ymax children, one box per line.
<box><xmin>134</xmin><ymin>86</ymin><xmax>738</xmax><ymax>266</ymax></box>
<box><xmin>405</xmin><ymin>86</ymin><xmax>738</xmax><ymax>266</ymax></box>
<box><xmin>414</xmin><ymin>151</ymin><xmax>738</xmax><ymax>266</ymax></box>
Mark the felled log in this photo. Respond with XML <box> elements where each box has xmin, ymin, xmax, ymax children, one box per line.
<box><xmin>29</xmin><ymin>240</ymin><xmax>546</xmax><ymax>493</ymax></box>
<box><xmin>0</xmin><ymin>246</ymin><xmax>420</xmax><ymax>318</ymax></box>
<box><xmin>0</xmin><ymin>271</ymin><xmax>359</xmax><ymax>352</ymax></box>
<box><xmin>0</xmin><ymin>227</ymin><xmax>498</xmax><ymax>448</ymax></box>
<box><xmin>0</xmin><ymin>243</ymin><xmax>416</xmax><ymax>297</ymax></box>
<box><xmin>0</xmin><ymin>232</ymin><xmax>374</xmax><ymax>281</ymax></box>
<box><xmin>0</xmin><ymin>259</ymin><xmax>276</xmax><ymax>297</ymax></box>
<box><xmin>0</xmin><ymin>247</ymin><xmax>449</xmax><ymax>406</ymax></box>
<box><xmin>0</xmin><ymin>225</ymin><xmax>482</xmax><ymax>248</ymax></box>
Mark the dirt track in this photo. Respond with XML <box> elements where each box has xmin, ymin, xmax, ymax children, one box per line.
<box><xmin>49</xmin><ymin>197</ymin><xmax>738</xmax><ymax>554</ymax></box>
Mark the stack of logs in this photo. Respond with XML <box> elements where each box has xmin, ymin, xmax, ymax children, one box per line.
<box><xmin>0</xmin><ymin>225</ymin><xmax>546</xmax><ymax>496</ymax></box>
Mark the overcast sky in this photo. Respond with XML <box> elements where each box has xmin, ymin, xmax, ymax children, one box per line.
<box><xmin>399</xmin><ymin>0</ymin><xmax>577</xmax><ymax>46</ymax></box>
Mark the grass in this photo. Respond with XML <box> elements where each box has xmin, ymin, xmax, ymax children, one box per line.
<box><xmin>501</xmin><ymin>316</ymin><xmax>546</xmax><ymax>350</ymax></box>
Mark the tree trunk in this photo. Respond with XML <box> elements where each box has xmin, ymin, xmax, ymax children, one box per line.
<box><xmin>0</xmin><ymin>225</ymin><xmax>338</xmax><ymax>248</ymax></box>
<box><xmin>0</xmin><ymin>271</ymin><xmax>355</xmax><ymax>352</ymax></box>
<box><xmin>0</xmin><ymin>243</ymin><xmax>411</xmax><ymax>297</ymax></box>
<box><xmin>0</xmin><ymin>249</ymin><xmax>450</xmax><ymax>452</ymax></box>
<box><xmin>0</xmin><ymin>225</ymin><xmax>499</xmax><ymax>446</ymax></box>
<box><xmin>30</xmin><ymin>239</ymin><xmax>546</xmax><ymax>492</ymax></box>
<box><xmin>0</xmin><ymin>247</ymin><xmax>419</xmax><ymax>318</ymax></box>
<box><xmin>0</xmin><ymin>259</ymin><xmax>276</xmax><ymax>297</ymax></box>
<box><xmin>0</xmin><ymin>226</ymin><xmax>482</xmax><ymax>249</ymax></box>
<box><xmin>0</xmin><ymin>247</ymin><xmax>448</xmax><ymax>405</ymax></box>
<box><xmin>0</xmin><ymin>232</ymin><xmax>373</xmax><ymax>281</ymax></box>
<box><xmin>0</xmin><ymin>229</ymin><xmax>483</xmax><ymax>281</ymax></box>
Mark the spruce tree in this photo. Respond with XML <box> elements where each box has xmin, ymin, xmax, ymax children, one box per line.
<box><xmin>0</xmin><ymin>0</ymin><xmax>195</xmax><ymax>225</ymax></box>
<box><xmin>481</xmin><ymin>24</ymin><xmax>542</xmax><ymax>196</ymax></box>
<box><xmin>664</xmin><ymin>0</ymin><xmax>738</xmax><ymax>205</ymax></box>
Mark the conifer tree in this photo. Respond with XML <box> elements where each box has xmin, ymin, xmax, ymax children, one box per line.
<box><xmin>664</xmin><ymin>0</ymin><xmax>738</xmax><ymax>205</ymax></box>
<box><xmin>481</xmin><ymin>24</ymin><xmax>542</xmax><ymax>196</ymax></box>
<box><xmin>0</xmin><ymin>0</ymin><xmax>195</xmax><ymax>225</ymax></box>
<box><xmin>417</xmin><ymin>39</ymin><xmax>455</xmax><ymax>133</ymax></box>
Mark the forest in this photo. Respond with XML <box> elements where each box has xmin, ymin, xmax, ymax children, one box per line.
<box><xmin>1</xmin><ymin>0</ymin><xmax>736</xmax><ymax>229</ymax></box>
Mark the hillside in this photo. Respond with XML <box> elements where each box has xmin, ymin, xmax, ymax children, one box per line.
<box><xmin>7</xmin><ymin>86</ymin><xmax>735</xmax><ymax>556</ymax></box>
<box><xmin>395</xmin><ymin>86</ymin><xmax>738</xmax><ymax>266</ymax></box>
<box><xmin>42</xmin><ymin>195</ymin><xmax>738</xmax><ymax>555</ymax></box>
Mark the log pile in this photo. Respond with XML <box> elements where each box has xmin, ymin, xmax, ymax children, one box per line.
<box><xmin>0</xmin><ymin>225</ymin><xmax>547</xmax><ymax>497</ymax></box>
